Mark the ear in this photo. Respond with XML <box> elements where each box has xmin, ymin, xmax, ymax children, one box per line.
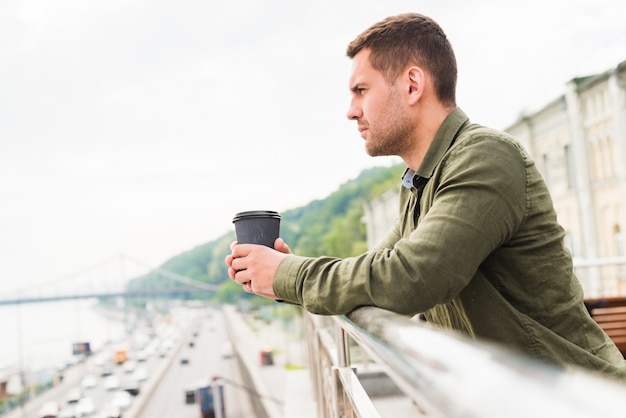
<box><xmin>406</xmin><ymin>66</ymin><xmax>425</xmax><ymax>105</ymax></box>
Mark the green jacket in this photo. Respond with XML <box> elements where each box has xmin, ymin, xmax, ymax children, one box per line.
<box><xmin>274</xmin><ymin>107</ymin><xmax>626</xmax><ymax>379</ymax></box>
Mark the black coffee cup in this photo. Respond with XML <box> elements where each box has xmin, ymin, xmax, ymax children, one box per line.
<box><xmin>232</xmin><ymin>210</ymin><xmax>281</xmax><ymax>248</ymax></box>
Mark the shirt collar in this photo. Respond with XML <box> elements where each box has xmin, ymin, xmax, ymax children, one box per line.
<box><xmin>402</xmin><ymin>107</ymin><xmax>469</xmax><ymax>189</ymax></box>
<box><xmin>402</xmin><ymin>168</ymin><xmax>416</xmax><ymax>188</ymax></box>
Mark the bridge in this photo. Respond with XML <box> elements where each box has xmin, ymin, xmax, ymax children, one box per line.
<box><xmin>0</xmin><ymin>254</ymin><xmax>219</xmax><ymax>306</ymax></box>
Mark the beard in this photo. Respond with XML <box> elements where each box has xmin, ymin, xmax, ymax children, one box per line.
<box><xmin>364</xmin><ymin>88</ymin><xmax>414</xmax><ymax>157</ymax></box>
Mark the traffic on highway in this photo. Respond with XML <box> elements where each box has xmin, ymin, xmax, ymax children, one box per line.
<box><xmin>19</xmin><ymin>303</ymin><xmax>250</xmax><ymax>418</ymax></box>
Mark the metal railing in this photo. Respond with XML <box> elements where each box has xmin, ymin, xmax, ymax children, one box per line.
<box><xmin>573</xmin><ymin>256</ymin><xmax>626</xmax><ymax>298</ymax></box>
<box><xmin>305</xmin><ymin>306</ymin><xmax>626</xmax><ymax>418</ymax></box>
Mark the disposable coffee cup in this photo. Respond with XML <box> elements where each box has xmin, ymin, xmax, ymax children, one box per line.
<box><xmin>232</xmin><ymin>210</ymin><xmax>281</xmax><ymax>248</ymax></box>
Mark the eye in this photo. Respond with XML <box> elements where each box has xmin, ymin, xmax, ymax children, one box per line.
<box><xmin>351</xmin><ymin>85</ymin><xmax>366</xmax><ymax>96</ymax></box>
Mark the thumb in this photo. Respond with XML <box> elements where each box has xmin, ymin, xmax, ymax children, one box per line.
<box><xmin>274</xmin><ymin>238</ymin><xmax>291</xmax><ymax>254</ymax></box>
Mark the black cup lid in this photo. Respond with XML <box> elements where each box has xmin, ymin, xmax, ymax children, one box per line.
<box><xmin>233</xmin><ymin>210</ymin><xmax>281</xmax><ymax>222</ymax></box>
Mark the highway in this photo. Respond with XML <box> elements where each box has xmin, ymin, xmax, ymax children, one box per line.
<box><xmin>5</xmin><ymin>304</ymin><xmax>254</xmax><ymax>418</ymax></box>
<box><xmin>135</xmin><ymin>308</ymin><xmax>253</xmax><ymax>418</ymax></box>
<box><xmin>3</xmin><ymin>301</ymin><xmax>323</xmax><ymax>418</ymax></box>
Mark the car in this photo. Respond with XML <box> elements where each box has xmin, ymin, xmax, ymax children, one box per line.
<box><xmin>180</xmin><ymin>357</ymin><xmax>189</xmax><ymax>365</ymax></box>
<box><xmin>65</xmin><ymin>355</ymin><xmax>82</xmax><ymax>368</ymax></box>
<box><xmin>38</xmin><ymin>401</ymin><xmax>60</xmax><ymax>418</ymax></box>
<box><xmin>97</xmin><ymin>405</ymin><xmax>121</xmax><ymax>418</ymax></box>
<box><xmin>100</xmin><ymin>364</ymin><xmax>114</xmax><ymax>377</ymax></box>
<box><xmin>110</xmin><ymin>390</ymin><xmax>132</xmax><ymax>410</ymax></box>
<box><xmin>103</xmin><ymin>375</ymin><xmax>120</xmax><ymax>391</ymax></box>
<box><xmin>260</xmin><ymin>347</ymin><xmax>274</xmax><ymax>366</ymax></box>
<box><xmin>81</xmin><ymin>374</ymin><xmax>98</xmax><ymax>389</ymax></box>
<box><xmin>122</xmin><ymin>360</ymin><xmax>136</xmax><ymax>374</ymax></box>
<box><xmin>184</xmin><ymin>386</ymin><xmax>196</xmax><ymax>404</ymax></box>
<box><xmin>122</xmin><ymin>377</ymin><xmax>140</xmax><ymax>396</ymax></box>
<box><xmin>136</xmin><ymin>350</ymin><xmax>148</xmax><ymax>362</ymax></box>
<box><xmin>132</xmin><ymin>367</ymin><xmax>148</xmax><ymax>382</ymax></box>
<box><xmin>113</xmin><ymin>349</ymin><xmax>127</xmax><ymax>365</ymax></box>
<box><xmin>58</xmin><ymin>405</ymin><xmax>77</xmax><ymax>418</ymax></box>
<box><xmin>184</xmin><ymin>378</ymin><xmax>210</xmax><ymax>405</ymax></box>
<box><xmin>92</xmin><ymin>353</ymin><xmax>107</xmax><ymax>367</ymax></box>
<box><xmin>75</xmin><ymin>397</ymin><xmax>95</xmax><ymax>417</ymax></box>
<box><xmin>66</xmin><ymin>387</ymin><xmax>83</xmax><ymax>404</ymax></box>
<box><xmin>221</xmin><ymin>341</ymin><xmax>233</xmax><ymax>359</ymax></box>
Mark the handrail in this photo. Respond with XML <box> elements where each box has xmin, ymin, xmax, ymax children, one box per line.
<box><xmin>572</xmin><ymin>256</ymin><xmax>626</xmax><ymax>298</ymax></box>
<box><xmin>573</xmin><ymin>256</ymin><xmax>626</xmax><ymax>267</ymax></box>
<box><xmin>305</xmin><ymin>306</ymin><xmax>626</xmax><ymax>418</ymax></box>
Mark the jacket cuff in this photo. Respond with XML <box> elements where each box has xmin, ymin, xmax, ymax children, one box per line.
<box><xmin>273</xmin><ymin>255</ymin><xmax>308</xmax><ymax>305</ymax></box>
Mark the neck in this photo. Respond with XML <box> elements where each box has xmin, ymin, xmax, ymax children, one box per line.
<box><xmin>403</xmin><ymin>104</ymin><xmax>454</xmax><ymax>170</ymax></box>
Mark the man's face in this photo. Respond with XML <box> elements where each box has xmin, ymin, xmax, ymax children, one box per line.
<box><xmin>346</xmin><ymin>49</ymin><xmax>413</xmax><ymax>157</ymax></box>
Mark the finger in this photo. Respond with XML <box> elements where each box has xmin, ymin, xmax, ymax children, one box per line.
<box><xmin>274</xmin><ymin>238</ymin><xmax>291</xmax><ymax>254</ymax></box>
<box><xmin>230</xmin><ymin>243</ymin><xmax>251</xmax><ymax>258</ymax></box>
<box><xmin>233</xmin><ymin>269</ymin><xmax>249</xmax><ymax>285</ymax></box>
<box><xmin>230</xmin><ymin>240</ymin><xmax>238</xmax><ymax>251</ymax></box>
<box><xmin>247</xmin><ymin>279</ymin><xmax>275</xmax><ymax>299</ymax></box>
<box><xmin>230</xmin><ymin>256</ymin><xmax>245</xmax><ymax>273</ymax></box>
<box><xmin>242</xmin><ymin>281</ymin><xmax>253</xmax><ymax>293</ymax></box>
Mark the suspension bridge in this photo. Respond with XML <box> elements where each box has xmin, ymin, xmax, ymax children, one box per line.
<box><xmin>0</xmin><ymin>254</ymin><xmax>219</xmax><ymax>306</ymax></box>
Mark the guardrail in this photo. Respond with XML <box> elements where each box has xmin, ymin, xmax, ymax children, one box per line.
<box><xmin>305</xmin><ymin>306</ymin><xmax>626</xmax><ymax>418</ymax></box>
<box><xmin>573</xmin><ymin>256</ymin><xmax>626</xmax><ymax>298</ymax></box>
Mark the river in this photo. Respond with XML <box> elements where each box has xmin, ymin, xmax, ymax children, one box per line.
<box><xmin>1</xmin><ymin>298</ymin><xmax>127</xmax><ymax>374</ymax></box>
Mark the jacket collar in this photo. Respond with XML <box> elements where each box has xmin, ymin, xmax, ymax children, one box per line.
<box><xmin>402</xmin><ymin>107</ymin><xmax>469</xmax><ymax>188</ymax></box>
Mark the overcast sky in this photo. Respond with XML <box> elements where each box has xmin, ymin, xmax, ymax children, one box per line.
<box><xmin>1</xmin><ymin>0</ymin><xmax>626</xmax><ymax>294</ymax></box>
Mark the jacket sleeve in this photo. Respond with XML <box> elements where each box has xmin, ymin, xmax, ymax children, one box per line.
<box><xmin>273</xmin><ymin>133</ymin><xmax>528</xmax><ymax>315</ymax></box>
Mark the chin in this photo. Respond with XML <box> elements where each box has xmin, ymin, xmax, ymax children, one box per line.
<box><xmin>365</xmin><ymin>145</ymin><xmax>382</xmax><ymax>157</ymax></box>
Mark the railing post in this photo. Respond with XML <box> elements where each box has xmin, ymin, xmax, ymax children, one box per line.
<box><xmin>337</xmin><ymin>323</ymin><xmax>351</xmax><ymax>367</ymax></box>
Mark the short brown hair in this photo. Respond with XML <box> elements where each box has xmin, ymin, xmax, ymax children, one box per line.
<box><xmin>347</xmin><ymin>13</ymin><xmax>457</xmax><ymax>107</ymax></box>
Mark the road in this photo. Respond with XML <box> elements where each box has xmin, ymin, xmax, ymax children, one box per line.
<box><xmin>4</xmin><ymin>304</ymin><xmax>254</xmax><ymax>418</ymax></box>
<box><xmin>135</xmin><ymin>308</ymin><xmax>254</xmax><ymax>418</ymax></box>
<box><xmin>4</xmin><ymin>303</ymin><xmax>316</xmax><ymax>418</ymax></box>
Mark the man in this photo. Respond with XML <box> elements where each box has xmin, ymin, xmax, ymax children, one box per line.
<box><xmin>225</xmin><ymin>13</ymin><xmax>626</xmax><ymax>379</ymax></box>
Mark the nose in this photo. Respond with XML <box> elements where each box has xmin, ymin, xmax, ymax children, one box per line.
<box><xmin>346</xmin><ymin>100</ymin><xmax>362</xmax><ymax>121</ymax></box>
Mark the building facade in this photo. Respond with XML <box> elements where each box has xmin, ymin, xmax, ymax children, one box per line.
<box><xmin>507</xmin><ymin>60</ymin><xmax>626</xmax><ymax>297</ymax></box>
<box><xmin>363</xmin><ymin>59</ymin><xmax>626</xmax><ymax>298</ymax></box>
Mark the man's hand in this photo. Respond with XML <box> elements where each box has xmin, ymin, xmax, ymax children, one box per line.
<box><xmin>225</xmin><ymin>238</ymin><xmax>291</xmax><ymax>299</ymax></box>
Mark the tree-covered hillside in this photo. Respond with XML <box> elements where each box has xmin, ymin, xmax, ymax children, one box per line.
<box><xmin>127</xmin><ymin>162</ymin><xmax>404</xmax><ymax>304</ymax></box>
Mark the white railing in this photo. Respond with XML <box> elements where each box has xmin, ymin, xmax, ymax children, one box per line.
<box><xmin>305</xmin><ymin>306</ymin><xmax>626</xmax><ymax>418</ymax></box>
<box><xmin>574</xmin><ymin>256</ymin><xmax>626</xmax><ymax>298</ymax></box>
